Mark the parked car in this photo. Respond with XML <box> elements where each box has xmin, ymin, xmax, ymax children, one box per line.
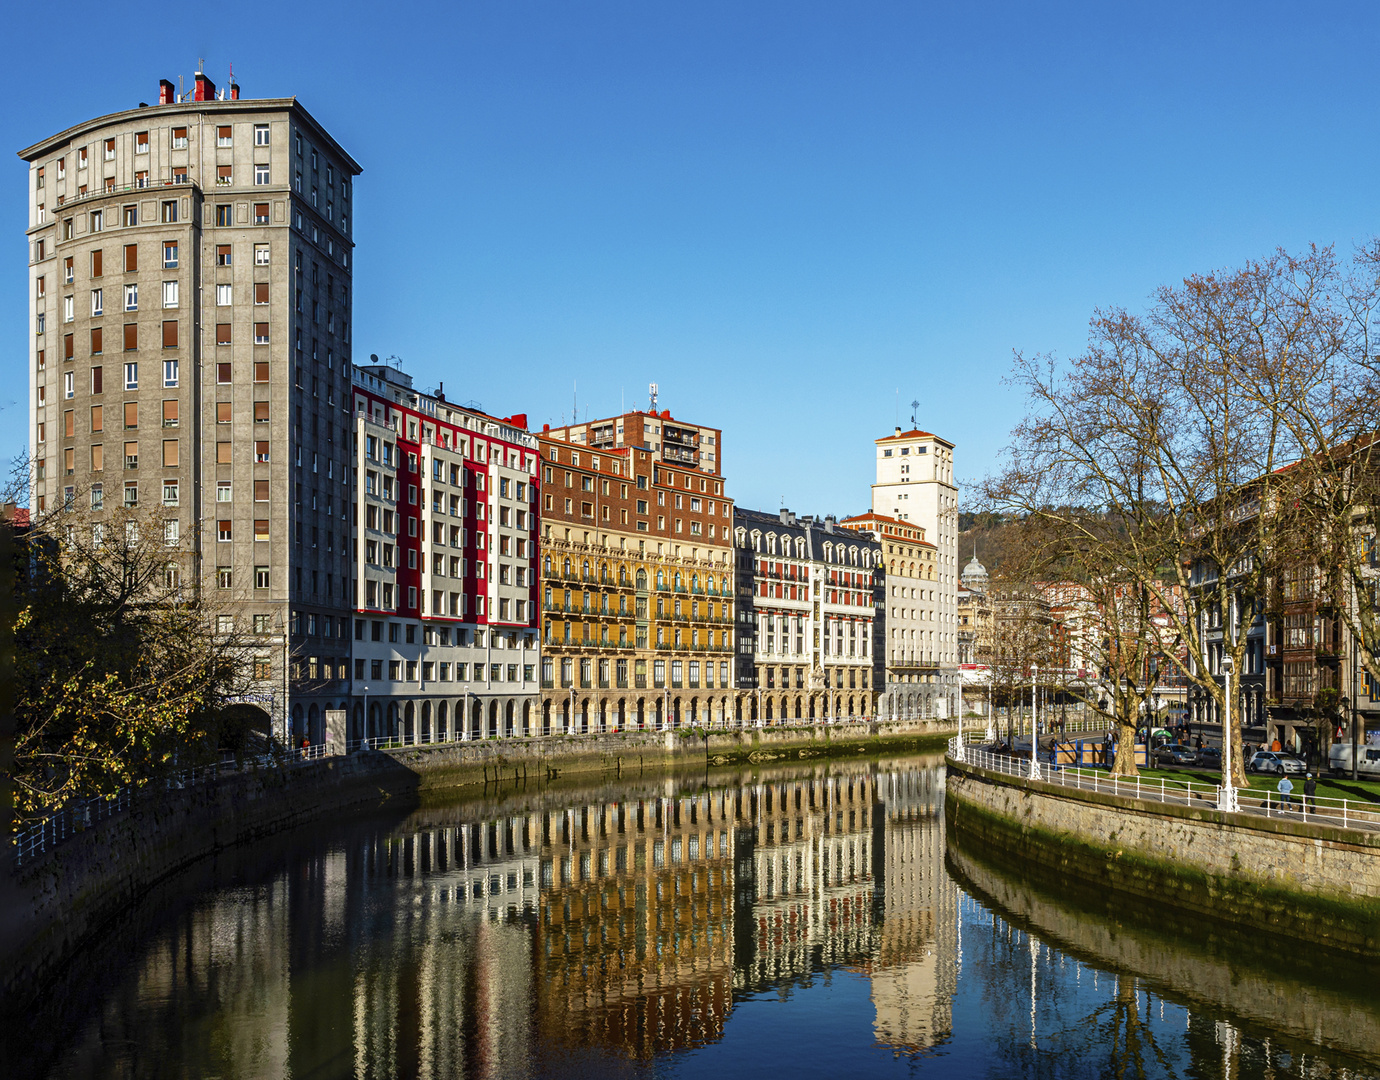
<box><xmin>1248</xmin><ymin>751</ymin><xmax>1306</xmax><ymax>775</ymax></box>
<box><xmin>1152</xmin><ymin>744</ymin><xmax>1198</xmax><ymax>767</ymax></box>
<box><xmin>1196</xmin><ymin>746</ymin><xmax>1221</xmax><ymax>769</ymax></box>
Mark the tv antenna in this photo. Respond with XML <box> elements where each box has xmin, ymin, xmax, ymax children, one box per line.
<box><xmin>649</xmin><ymin>382</ymin><xmax>659</xmax><ymax>410</ymax></box>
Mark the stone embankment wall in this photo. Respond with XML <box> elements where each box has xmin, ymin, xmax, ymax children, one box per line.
<box><xmin>947</xmin><ymin>757</ymin><xmax>1380</xmax><ymax>958</ymax></box>
<box><xmin>2</xmin><ymin>719</ymin><xmax>949</xmax><ymax>1019</ymax></box>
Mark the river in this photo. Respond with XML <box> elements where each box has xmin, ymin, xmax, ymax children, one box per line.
<box><xmin>25</xmin><ymin>753</ymin><xmax>1380</xmax><ymax>1079</ymax></box>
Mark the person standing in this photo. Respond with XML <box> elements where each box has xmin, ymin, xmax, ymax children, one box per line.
<box><xmin>1277</xmin><ymin>774</ymin><xmax>1294</xmax><ymax>811</ymax></box>
<box><xmin>1303</xmin><ymin>772</ymin><xmax>1317</xmax><ymax>814</ymax></box>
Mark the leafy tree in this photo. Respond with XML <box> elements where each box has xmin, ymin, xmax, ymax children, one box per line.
<box><xmin>11</xmin><ymin>502</ymin><xmax>255</xmax><ymax>821</ymax></box>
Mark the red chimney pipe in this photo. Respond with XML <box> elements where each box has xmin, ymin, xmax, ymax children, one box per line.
<box><xmin>159</xmin><ymin>79</ymin><xmax>175</xmax><ymax>105</ymax></box>
<box><xmin>194</xmin><ymin>72</ymin><xmax>216</xmax><ymax>102</ymax></box>
<box><xmin>229</xmin><ymin>79</ymin><xmax>240</xmax><ymax>101</ymax></box>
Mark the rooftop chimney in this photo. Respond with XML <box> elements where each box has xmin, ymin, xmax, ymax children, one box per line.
<box><xmin>194</xmin><ymin>71</ymin><xmax>216</xmax><ymax>102</ymax></box>
<box><xmin>229</xmin><ymin>77</ymin><xmax>240</xmax><ymax>101</ymax></box>
<box><xmin>158</xmin><ymin>79</ymin><xmax>175</xmax><ymax>105</ymax></box>
<box><xmin>894</xmin><ymin>426</ymin><xmax>902</xmax><ymax>436</ymax></box>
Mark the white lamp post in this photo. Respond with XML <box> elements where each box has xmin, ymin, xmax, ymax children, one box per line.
<box><xmin>1029</xmin><ymin>663</ymin><xmax>1041</xmax><ymax>780</ymax></box>
<box><xmin>1219</xmin><ymin>656</ymin><xmax>1237</xmax><ymax>812</ymax></box>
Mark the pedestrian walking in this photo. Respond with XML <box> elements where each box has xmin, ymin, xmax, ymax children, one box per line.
<box><xmin>1277</xmin><ymin>775</ymin><xmax>1294</xmax><ymax>811</ymax></box>
<box><xmin>1303</xmin><ymin>772</ymin><xmax>1317</xmax><ymax>814</ymax></box>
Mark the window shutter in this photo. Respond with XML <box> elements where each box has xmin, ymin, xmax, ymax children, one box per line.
<box><xmin>124</xmin><ymin>324</ymin><xmax>137</xmax><ymax>351</ymax></box>
<box><xmin>162</xmin><ymin>320</ymin><xmax>178</xmax><ymax>348</ymax></box>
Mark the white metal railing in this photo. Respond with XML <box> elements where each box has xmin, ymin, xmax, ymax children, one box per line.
<box><xmin>948</xmin><ymin>733</ymin><xmax>1380</xmax><ymax>833</ymax></box>
<box><xmin>12</xmin><ymin>743</ymin><xmax>334</xmax><ymax>867</ymax></box>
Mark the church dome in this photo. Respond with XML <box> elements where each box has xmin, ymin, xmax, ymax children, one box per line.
<box><xmin>961</xmin><ymin>551</ymin><xmax>989</xmax><ymax>589</ymax></box>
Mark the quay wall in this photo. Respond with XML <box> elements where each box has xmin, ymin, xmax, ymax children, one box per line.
<box><xmin>946</xmin><ymin>756</ymin><xmax>1380</xmax><ymax>959</ymax></box>
<box><xmin>2</xmin><ymin>719</ymin><xmax>949</xmax><ymax>1021</ymax></box>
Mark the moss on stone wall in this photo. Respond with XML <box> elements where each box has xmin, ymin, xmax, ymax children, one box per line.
<box><xmin>947</xmin><ymin>776</ymin><xmax>1380</xmax><ymax>959</ymax></box>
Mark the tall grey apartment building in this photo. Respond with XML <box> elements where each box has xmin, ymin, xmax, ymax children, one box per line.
<box><xmin>20</xmin><ymin>70</ymin><xmax>360</xmax><ymax>745</ymax></box>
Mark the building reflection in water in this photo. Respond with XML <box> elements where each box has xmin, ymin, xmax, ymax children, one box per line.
<box><xmin>45</xmin><ymin>758</ymin><xmax>1380</xmax><ymax>1080</ymax></box>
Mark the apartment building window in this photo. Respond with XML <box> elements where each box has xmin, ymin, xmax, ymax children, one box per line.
<box><xmin>163</xmin><ymin>241</ymin><xmax>178</xmax><ymax>268</ymax></box>
<box><xmin>254</xmin><ymin>124</ymin><xmax>270</xmax><ymax>146</ymax></box>
<box><xmin>90</xmin><ymin>289</ymin><xmax>103</xmax><ymax>316</ymax></box>
<box><xmin>122</xmin><ymin>205</ymin><xmax>137</xmax><ymax>227</ymax></box>
<box><xmin>123</xmin><ymin>362</ymin><xmax>137</xmax><ymax>390</ymax></box>
<box><xmin>216</xmin><ymin>442</ymin><xmax>231</xmax><ymax>464</ymax></box>
<box><xmin>217</xmin><ymin>363</ymin><xmax>232</xmax><ymax>383</ymax></box>
<box><xmin>135</xmin><ymin>170</ymin><xmax>148</xmax><ymax>189</ymax></box>
<box><xmin>162</xmin><ymin>321</ymin><xmax>178</xmax><ymax>349</ymax></box>
<box><xmin>124</xmin><ymin>442</ymin><xmax>138</xmax><ymax>470</ymax></box>
<box><xmin>90</xmin><ymin>483</ymin><xmax>103</xmax><ymax>510</ymax></box>
<box><xmin>255</xmin><ymin>441</ymin><xmax>270</xmax><ymax>463</ymax></box>
<box><xmin>217</xmin><ymin>567</ymin><xmax>232</xmax><ymax>589</ymax></box>
<box><xmin>254</xmin><ymin>323</ymin><xmax>269</xmax><ymax>345</ymax></box>
<box><xmin>90</xmin><ymin>367</ymin><xmax>102</xmax><ymax>395</ymax></box>
<box><xmin>63</xmin><ymin>296</ymin><xmax>74</xmax><ymax>323</ymax></box>
<box><xmin>171</xmin><ymin>127</ymin><xmax>188</xmax><ymax>150</ymax></box>
<box><xmin>214</xmin><ymin>283</ymin><xmax>232</xmax><ymax>306</ymax></box>
<box><xmin>254</xmin><ymin>166</ymin><xmax>270</xmax><ymax>186</ymax></box>
<box><xmin>253</xmin><ymin>362</ymin><xmax>269</xmax><ymax>382</ymax></box>
<box><xmin>161</xmin><ymin>201</ymin><xmax>177</xmax><ymax>223</ymax></box>
<box><xmin>124</xmin><ymin>284</ymin><xmax>138</xmax><ymax>311</ymax></box>
<box><xmin>215</xmin><ymin>204</ymin><xmax>232</xmax><ymax>227</ymax></box>
<box><xmin>217</xmin><ymin>520</ymin><xmax>232</xmax><ymax>542</ymax></box>
<box><xmin>217</xmin><ymin>126</ymin><xmax>232</xmax><ymax>148</ymax></box>
<box><xmin>163</xmin><ymin>479</ymin><xmax>179</xmax><ymax>506</ymax></box>
<box><xmin>89</xmin><ymin>210</ymin><xmax>103</xmax><ymax>233</ymax></box>
<box><xmin>254</xmin><ymin>282</ymin><xmax>270</xmax><ymax>305</ymax></box>
<box><xmin>163</xmin><ymin>360</ymin><xmax>179</xmax><ymax>388</ymax></box>
<box><xmin>254</xmin><ymin>402</ymin><xmax>270</xmax><ymax>424</ymax></box>
<box><xmin>217</xmin><ymin>481</ymin><xmax>232</xmax><ymax>502</ymax></box>
<box><xmin>217</xmin><ymin>324</ymin><xmax>232</xmax><ymax>345</ymax></box>
<box><xmin>254</xmin><ymin>244</ymin><xmax>270</xmax><ymax>265</ymax></box>
<box><xmin>217</xmin><ymin>244</ymin><xmax>232</xmax><ymax>266</ymax></box>
<box><xmin>124</xmin><ymin>482</ymin><xmax>138</xmax><ymax>507</ymax></box>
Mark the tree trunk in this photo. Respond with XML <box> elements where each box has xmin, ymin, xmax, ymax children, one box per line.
<box><xmin>1111</xmin><ymin>714</ymin><xmax>1139</xmax><ymax>777</ymax></box>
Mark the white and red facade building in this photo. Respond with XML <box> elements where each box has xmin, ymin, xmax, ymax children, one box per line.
<box><xmin>350</xmin><ymin>361</ymin><xmax>541</xmax><ymax>743</ymax></box>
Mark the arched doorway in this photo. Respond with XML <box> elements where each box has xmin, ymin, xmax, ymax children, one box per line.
<box><xmin>471</xmin><ymin>700</ymin><xmax>483</xmax><ymax>740</ymax></box>
<box><xmin>352</xmin><ymin>702</ymin><xmax>364</xmax><ymax>744</ymax></box>
<box><xmin>437</xmin><ymin>701</ymin><xmax>448</xmax><ymax>741</ymax></box>
<box><xmin>421</xmin><ymin>701</ymin><xmax>432</xmax><ymax>742</ymax></box>
<box><xmin>368</xmin><ymin>701</ymin><xmax>383</xmax><ymax>740</ymax></box>
<box><xmin>505</xmin><ymin>700</ymin><xmax>515</xmax><ymax>738</ymax></box>
<box><xmin>543</xmin><ymin>700</ymin><xmax>552</xmax><ymax>736</ymax></box>
<box><xmin>522</xmin><ymin>700</ymin><xmax>532</xmax><ymax>737</ymax></box>
<box><xmin>488</xmin><ymin>700</ymin><xmax>499</xmax><ymax>739</ymax></box>
<box><xmin>404</xmin><ymin>701</ymin><xmax>415</xmax><ymax>743</ymax></box>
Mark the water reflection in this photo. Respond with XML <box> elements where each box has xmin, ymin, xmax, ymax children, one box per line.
<box><xmin>36</xmin><ymin>757</ymin><xmax>1380</xmax><ymax>1079</ymax></box>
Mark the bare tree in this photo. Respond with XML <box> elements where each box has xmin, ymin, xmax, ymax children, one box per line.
<box><xmin>990</xmin><ymin>247</ymin><xmax>1347</xmax><ymax>785</ymax></box>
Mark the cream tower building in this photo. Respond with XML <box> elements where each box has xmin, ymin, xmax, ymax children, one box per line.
<box><xmin>20</xmin><ymin>70</ymin><xmax>361</xmax><ymax>746</ymax></box>
<box><xmin>870</xmin><ymin>428</ymin><xmax>959</xmax><ymax>718</ymax></box>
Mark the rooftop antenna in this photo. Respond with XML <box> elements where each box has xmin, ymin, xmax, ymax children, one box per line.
<box><xmin>178</xmin><ymin>74</ymin><xmax>184</xmax><ymax>102</ymax></box>
<box><xmin>573</xmin><ymin>380</ymin><xmax>577</xmax><ymax>426</ymax></box>
<box><xmin>649</xmin><ymin>382</ymin><xmax>659</xmax><ymax>410</ymax></box>
<box><xmin>910</xmin><ymin>399</ymin><xmax>920</xmax><ymax>427</ymax></box>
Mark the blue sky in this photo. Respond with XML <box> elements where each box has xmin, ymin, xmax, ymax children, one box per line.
<box><xmin>5</xmin><ymin>1</ymin><xmax>1379</xmax><ymax>514</ymax></box>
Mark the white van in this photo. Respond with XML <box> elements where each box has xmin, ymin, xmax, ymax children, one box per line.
<box><xmin>1328</xmin><ymin>743</ymin><xmax>1380</xmax><ymax>777</ymax></box>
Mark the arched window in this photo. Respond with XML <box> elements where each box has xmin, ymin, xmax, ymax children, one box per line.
<box><xmin>735</xmin><ymin>527</ymin><xmax>747</xmax><ymax>547</ymax></box>
<box><xmin>582</xmin><ymin>559</ymin><xmax>590</xmax><ymax>578</ymax></box>
<box><xmin>543</xmin><ymin>554</ymin><xmax>552</xmax><ymax>574</ymax></box>
<box><xmin>674</xmin><ymin>572</ymin><xmax>682</xmax><ymax>591</ymax></box>
<box><xmin>691</xmin><ymin>573</ymin><xmax>699</xmax><ymax>592</ymax></box>
<box><xmin>767</xmin><ymin>534</ymin><xmax>777</xmax><ymax>555</ymax></box>
<box><xmin>563</xmin><ymin>557</ymin><xmax>571</xmax><ymax>576</ymax></box>
<box><xmin>657</xmin><ymin>569</ymin><xmax>665</xmax><ymax>589</ymax></box>
<box><xmin>637</xmin><ymin>569</ymin><xmax>648</xmax><ymax>590</ymax></box>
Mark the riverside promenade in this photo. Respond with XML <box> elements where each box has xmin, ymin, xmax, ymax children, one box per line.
<box><xmin>945</xmin><ymin>733</ymin><xmax>1380</xmax><ymax>959</ymax></box>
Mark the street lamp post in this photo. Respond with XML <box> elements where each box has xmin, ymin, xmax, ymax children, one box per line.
<box><xmin>1029</xmin><ymin>663</ymin><xmax>1041</xmax><ymax>780</ymax></box>
<box><xmin>1219</xmin><ymin>656</ymin><xmax>1238</xmax><ymax>812</ymax></box>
